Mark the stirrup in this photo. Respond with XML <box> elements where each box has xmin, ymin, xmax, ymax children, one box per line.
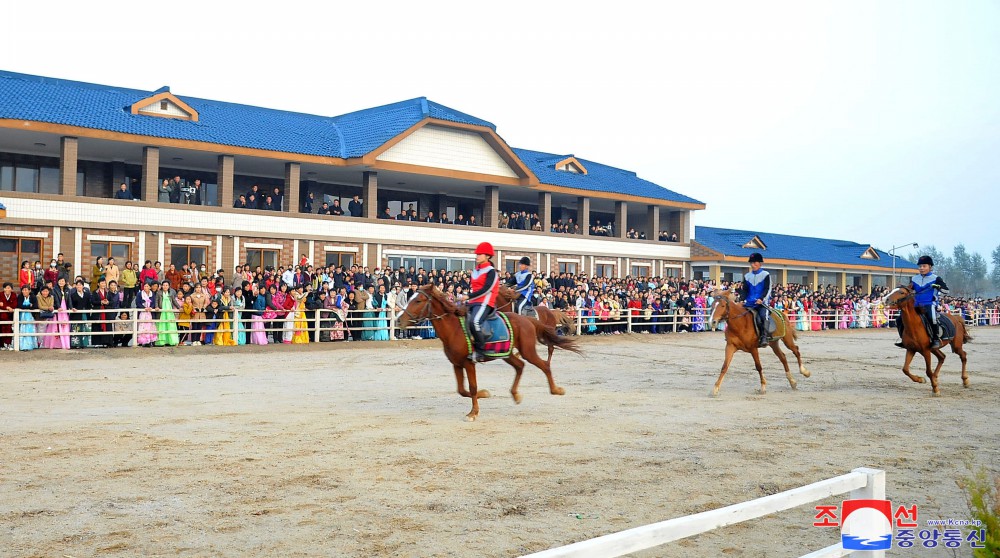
<box><xmin>894</xmin><ymin>341</ymin><xmax>906</xmax><ymax>348</ymax></box>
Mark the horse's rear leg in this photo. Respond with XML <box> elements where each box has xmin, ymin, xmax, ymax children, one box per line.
<box><xmin>785</xmin><ymin>336</ymin><xmax>810</xmax><ymax>377</ymax></box>
<box><xmin>712</xmin><ymin>343</ymin><xmax>737</xmax><ymax>397</ymax></box>
<box><xmin>505</xmin><ymin>353</ymin><xmax>526</xmax><ymax>404</ymax></box>
<box><xmin>953</xmin><ymin>341</ymin><xmax>970</xmax><ymax>387</ymax></box>
<box><xmin>920</xmin><ymin>350</ymin><xmax>940</xmax><ymax>396</ymax></box>
<box><xmin>901</xmin><ymin>350</ymin><xmax>924</xmax><ymax>384</ymax></box>
<box><xmin>518</xmin><ymin>339</ymin><xmax>565</xmax><ymax>396</ymax></box>
<box><xmin>769</xmin><ymin>343</ymin><xmax>796</xmax><ymax>390</ymax></box>
<box><xmin>751</xmin><ymin>348</ymin><xmax>766</xmax><ymax>395</ymax></box>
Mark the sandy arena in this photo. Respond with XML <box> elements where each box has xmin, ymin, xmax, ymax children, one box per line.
<box><xmin>2</xmin><ymin>327</ymin><xmax>998</xmax><ymax>557</ymax></box>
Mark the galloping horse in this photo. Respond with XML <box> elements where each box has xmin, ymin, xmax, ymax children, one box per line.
<box><xmin>883</xmin><ymin>286</ymin><xmax>970</xmax><ymax>395</ymax></box>
<box><xmin>495</xmin><ymin>286</ymin><xmax>573</xmax><ymax>366</ymax></box>
<box><xmin>706</xmin><ymin>289</ymin><xmax>811</xmax><ymax>396</ymax></box>
<box><xmin>397</xmin><ymin>284</ymin><xmax>581</xmax><ymax>421</ymax></box>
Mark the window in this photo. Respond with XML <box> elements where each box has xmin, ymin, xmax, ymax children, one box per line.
<box><xmin>0</xmin><ymin>237</ymin><xmax>43</xmax><ymax>284</ymax></box>
<box><xmin>445</xmin><ymin>206</ymin><xmax>456</xmax><ymax>222</ymax></box>
<box><xmin>505</xmin><ymin>259</ymin><xmax>518</xmax><ymax>274</ymax></box>
<box><xmin>160</xmin><ymin>101</ymin><xmax>169</xmax><ymax>111</ymax></box>
<box><xmin>14</xmin><ymin>166</ymin><xmax>38</xmax><ymax>192</ymax></box>
<box><xmin>0</xmin><ymin>163</ymin><xmax>80</xmax><ymax>194</ymax></box>
<box><xmin>387</xmin><ymin>255</ymin><xmax>472</xmax><ymax>272</ymax></box>
<box><xmin>171</xmin><ymin>246</ymin><xmax>207</xmax><ymax>268</ymax></box>
<box><xmin>630</xmin><ymin>265</ymin><xmax>650</xmax><ymax>278</ymax></box>
<box><xmin>91</xmin><ymin>242</ymin><xmax>131</xmax><ymax>262</ymax></box>
<box><xmin>0</xmin><ymin>165</ymin><xmax>12</xmax><ymax>191</ymax></box>
<box><xmin>246</xmin><ymin>249</ymin><xmax>279</xmax><ymax>270</ymax></box>
<box><xmin>596</xmin><ymin>264</ymin><xmax>615</xmax><ymax>278</ymax></box>
<box><xmin>38</xmin><ymin>167</ymin><xmax>59</xmax><ymax>194</ymax></box>
<box><xmin>387</xmin><ymin>200</ymin><xmax>419</xmax><ymax>218</ymax></box>
<box><xmin>558</xmin><ymin>262</ymin><xmax>578</xmax><ymax>274</ymax></box>
<box><xmin>325</xmin><ymin>252</ymin><xmax>355</xmax><ymax>268</ymax></box>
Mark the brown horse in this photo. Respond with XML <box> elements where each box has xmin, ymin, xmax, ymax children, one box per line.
<box><xmin>495</xmin><ymin>286</ymin><xmax>573</xmax><ymax>366</ymax></box>
<box><xmin>706</xmin><ymin>289</ymin><xmax>811</xmax><ymax>396</ymax></box>
<box><xmin>883</xmin><ymin>286</ymin><xmax>971</xmax><ymax>395</ymax></box>
<box><xmin>397</xmin><ymin>284</ymin><xmax>581</xmax><ymax>421</ymax></box>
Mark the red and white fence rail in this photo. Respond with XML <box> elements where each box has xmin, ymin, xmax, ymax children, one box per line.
<box><xmin>521</xmin><ymin>467</ymin><xmax>886</xmax><ymax>558</ymax></box>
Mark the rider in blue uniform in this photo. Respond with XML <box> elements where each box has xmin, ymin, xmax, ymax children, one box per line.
<box><xmin>737</xmin><ymin>253</ymin><xmax>771</xmax><ymax>348</ymax></box>
<box><xmin>895</xmin><ymin>255</ymin><xmax>949</xmax><ymax>349</ymax></box>
<box><xmin>505</xmin><ymin>256</ymin><xmax>535</xmax><ymax>315</ymax></box>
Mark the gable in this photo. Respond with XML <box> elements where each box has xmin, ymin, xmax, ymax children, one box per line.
<box><xmin>555</xmin><ymin>156</ymin><xmax>587</xmax><ymax>175</ymax></box>
<box><xmin>130</xmin><ymin>91</ymin><xmax>199</xmax><ymax>122</ymax></box>
<box><xmin>741</xmin><ymin>235</ymin><xmax>767</xmax><ymax>250</ymax></box>
<box><xmin>375</xmin><ymin>125</ymin><xmax>519</xmax><ymax>178</ymax></box>
<box><xmin>860</xmin><ymin>247</ymin><xmax>881</xmax><ymax>260</ymax></box>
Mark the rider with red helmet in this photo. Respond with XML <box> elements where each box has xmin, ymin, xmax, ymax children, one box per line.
<box><xmin>467</xmin><ymin>242</ymin><xmax>500</xmax><ymax>361</ymax></box>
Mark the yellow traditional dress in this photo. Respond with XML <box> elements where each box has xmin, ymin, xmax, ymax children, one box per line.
<box><xmin>292</xmin><ymin>295</ymin><xmax>310</xmax><ymax>344</ymax></box>
<box><xmin>213</xmin><ymin>295</ymin><xmax>237</xmax><ymax>346</ymax></box>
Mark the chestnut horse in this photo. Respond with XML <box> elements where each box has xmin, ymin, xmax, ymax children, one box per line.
<box><xmin>883</xmin><ymin>286</ymin><xmax>970</xmax><ymax>395</ymax></box>
<box><xmin>495</xmin><ymin>286</ymin><xmax>573</xmax><ymax>366</ymax></box>
<box><xmin>397</xmin><ymin>284</ymin><xmax>581</xmax><ymax>421</ymax></box>
<box><xmin>706</xmin><ymin>289</ymin><xmax>811</xmax><ymax>396</ymax></box>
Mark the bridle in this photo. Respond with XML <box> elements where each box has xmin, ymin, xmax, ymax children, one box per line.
<box><xmin>882</xmin><ymin>287</ymin><xmax>913</xmax><ymax>308</ymax></box>
<box><xmin>711</xmin><ymin>296</ymin><xmax>752</xmax><ymax>323</ymax></box>
<box><xmin>398</xmin><ymin>289</ymin><xmax>450</xmax><ymax>324</ymax></box>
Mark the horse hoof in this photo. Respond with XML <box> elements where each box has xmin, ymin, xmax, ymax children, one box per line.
<box><xmin>932</xmin><ymin>389</ymin><xmax>941</xmax><ymax>397</ymax></box>
<box><xmin>789</xmin><ymin>381</ymin><xmax>798</xmax><ymax>390</ymax></box>
<box><xmin>552</xmin><ymin>387</ymin><xmax>566</xmax><ymax>396</ymax></box>
<box><xmin>710</xmin><ymin>388</ymin><xmax>720</xmax><ymax>397</ymax></box>
<box><xmin>757</xmin><ymin>387</ymin><xmax>767</xmax><ymax>395</ymax></box>
<box><xmin>512</xmin><ymin>393</ymin><xmax>523</xmax><ymax>404</ymax></box>
<box><xmin>465</xmin><ymin>413</ymin><xmax>478</xmax><ymax>422</ymax></box>
<box><xmin>477</xmin><ymin>389</ymin><xmax>491</xmax><ymax>399</ymax></box>
<box><xmin>963</xmin><ymin>381</ymin><xmax>970</xmax><ymax>388</ymax></box>
<box><xmin>800</xmin><ymin>369</ymin><xmax>811</xmax><ymax>378</ymax></box>
<box><xmin>915</xmin><ymin>378</ymin><xmax>925</xmax><ymax>384</ymax></box>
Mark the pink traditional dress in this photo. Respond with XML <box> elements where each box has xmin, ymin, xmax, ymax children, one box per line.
<box><xmin>136</xmin><ymin>290</ymin><xmax>159</xmax><ymax>346</ymax></box>
<box><xmin>44</xmin><ymin>293</ymin><xmax>72</xmax><ymax>349</ymax></box>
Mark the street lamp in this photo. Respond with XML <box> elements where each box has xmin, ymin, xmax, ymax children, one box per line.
<box><xmin>889</xmin><ymin>242</ymin><xmax>919</xmax><ymax>286</ymax></box>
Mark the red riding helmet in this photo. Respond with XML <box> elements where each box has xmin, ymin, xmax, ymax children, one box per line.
<box><xmin>475</xmin><ymin>242</ymin><xmax>495</xmax><ymax>257</ymax></box>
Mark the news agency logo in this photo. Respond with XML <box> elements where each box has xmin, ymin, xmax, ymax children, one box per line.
<box><xmin>840</xmin><ymin>499</ymin><xmax>893</xmax><ymax>551</ymax></box>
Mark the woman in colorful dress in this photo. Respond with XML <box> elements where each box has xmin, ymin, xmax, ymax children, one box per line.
<box><xmin>370</xmin><ymin>284</ymin><xmax>390</xmax><ymax>341</ymax></box>
<box><xmin>90</xmin><ymin>256</ymin><xmax>104</xmax><ymax>292</ymax></box>
<box><xmin>0</xmin><ymin>283</ymin><xmax>17</xmax><ymax>350</ymax></box>
<box><xmin>250</xmin><ymin>284</ymin><xmax>269</xmax><ymax>345</ymax></box>
<box><xmin>291</xmin><ymin>287</ymin><xmax>310</xmax><ymax>344</ymax></box>
<box><xmin>19</xmin><ymin>260</ymin><xmax>35</xmax><ymax>292</ymax></box>
<box><xmin>68</xmin><ymin>279</ymin><xmax>91</xmax><ymax>348</ymax></box>
<box><xmin>155</xmin><ymin>281</ymin><xmax>180</xmax><ymax>347</ymax></box>
<box><xmin>203</xmin><ymin>298</ymin><xmax>222</xmax><ymax>345</ymax></box>
<box><xmin>281</xmin><ymin>285</ymin><xmax>297</xmax><ymax>344</ymax></box>
<box><xmin>45</xmin><ymin>278</ymin><xmax>72</xmax><ymax>349</ymax></box>
<box><xmin>232</xmin><ymin>287</ymin><xmax>246</xmax><ymax>345</ymax></box>
<box><xmin>17</xmin><ymin>285</ymin><xmax>37</xmax><ymax>351</ymax></box>
<box><xmin>134</xmin><ymin>282</ymin><xmax>158</xmax><ymax>347</ymax></box>
<box><xmin>212</xmin><ymin>288</ymin><xmax>236</xmax><ymax>346</ymax></box>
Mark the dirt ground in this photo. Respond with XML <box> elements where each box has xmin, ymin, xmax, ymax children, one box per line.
<box><xmin>2</xmin><ymin>327</ymin><xmax>998</xmax><ymax>558</ymax></box>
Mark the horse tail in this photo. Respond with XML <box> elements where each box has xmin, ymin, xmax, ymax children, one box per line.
<box><xmin>962</xmin><ymin>323</ymin><xmax>973</xmax><ymax>344</ymax></box>
<box><xmin>539</xmin><ymin>324</ymin><xmax>583</xmax><ymax>355</ymax></box>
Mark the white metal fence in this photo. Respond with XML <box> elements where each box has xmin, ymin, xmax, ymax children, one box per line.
<box><xmin>521</xmin><ymin>467</ymin><xmax>887</xmax><ymax>558</ymax></box>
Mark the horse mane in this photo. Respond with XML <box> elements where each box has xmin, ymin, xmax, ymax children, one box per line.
<box><xmin>498</xmin><ymin>284</ymin><xmax>517</xmax><ymax>300</ymax></box>
<box><xmin>421</xmin><ymin>284</ymin><xmax>460</xmax><ymax>314</ymax></box>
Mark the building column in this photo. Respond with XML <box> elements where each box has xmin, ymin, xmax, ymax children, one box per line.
<box><xmin>59</xmin><ymin>137</ymin><xmax>79</xmax><ymax>196</ymax></box>
<box><xmin>709</xmin><ymin>264</ymin><xmax>722</xmax><ymax>283</ymax></box>
<box><xmin>838</xmin><ymin>272</ymin><xmax>848</xmax><ymax>294</ymax></box>
<box><xmin>218</xmin><ymin>155</ymin><xmax>234</xmax><ymax>208</ymax></box>
<box><xmin>647</xmin><ymin>205</ymin><xmax>660</xmax><ymax>240</ymax></box>
<box><xmin>809</xmin><ymin>270</ymin><xmax>819</xmax><ymax>291</ymax></box>
<box><xmin>778</xmin><ymin>268</ymin><xmax>788</xmax><ymax>286</ymax></box>
<box><xmin>538</xmin><ymin>191</ymin><xmax>551</xmax><ymax>232</ymax></box>
<box><xmin>577</xmin><ymin>196</ymin><xmax>590</xmax><ymax>235</ymax></box>
<box><xmin>141</xmin><ymin>146</ymin><xmax>159</xmax><ymax>202</ymax></box>
<box><xmin>362</xmin><ymin>171</ymin><xmax>378</xmax><ymax>219</ymax></box>
<box><xmin>678</xmin><ymin>210</ymin><xmax>690</xmax><ymax>243</ymax></box>
<box><xmin>484</xmin><ymin>186</ymin><xmax>499</xmax><ymax>228</ymax></box>
<box><xmin>862</xmin><ymin>273</ymin><xmax>873</xmax><ymax>295</ymax></box>
<box><xmin>284</xmin><ymin>162</ymin><xmax>300</xmax><ymax>213</ymax></box>
<box><xmin>615</xmin><ymin>201</ymin><xmax>627</xmax><ymax>238</ymax></box>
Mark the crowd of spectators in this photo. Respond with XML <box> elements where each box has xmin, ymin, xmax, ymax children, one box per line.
<box><xmin>4</xmin><ymin>256</ymin><xmax>999</xmax><ymax>351</ymax></box>
<box><xmin>233</xmin><ymin>184</ymin><xmax>285</xmax><ymax>211</ymax></box>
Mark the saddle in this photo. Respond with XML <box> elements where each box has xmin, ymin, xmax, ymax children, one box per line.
<box><xmin>460</xmin><ymin>313</ymin><xmax>513</xmax><ymax>359</ymax></box>
<box><xmin>753</xmin><ymin>308</ymin><xmax>782</xmax><ymax>339</ymax></box>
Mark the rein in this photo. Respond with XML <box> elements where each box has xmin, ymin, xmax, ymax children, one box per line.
<box><xmin>714</xmin><ymin>297</ymin><xmax>752</xmax><ymax>323</ymax></box>
<box><xmin>400</xmin><ymin>289</ymin><xmax>451</xmax><ymax>324</ymax></box>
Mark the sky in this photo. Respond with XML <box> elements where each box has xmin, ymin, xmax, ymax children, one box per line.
<box><xmin>3</xmin><ymin>1</ymin><xmax>999</xmax><ymax>260</ymax></box>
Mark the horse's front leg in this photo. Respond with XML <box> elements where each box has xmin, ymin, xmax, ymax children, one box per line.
<box><xmin>924</xmin><ymin>349</ymin><xmax>941</xmax><ymax>396</ymax></box>
<box><xmin>770</xmin><ymin>342</ymin><xmax>795</xmax><ymax>390</ymax></box>
<box><xmin>712</xmin><ymin>343</ymin><xmax>737</xmax><ymax>397</ymax></box>
<box><xmin>453</xmin><ymin>364</ymin><xmax>471</xmax><ymax>398</ymax></box>
<box><xmin>464</xmin><ymin>362</ymin><xmax>486</xmax><ymax>421</ymax></box>
<box><xmin>901</xmin><ymin>350</ymin><xmax>924</xmax><ymax>383</ymax></box>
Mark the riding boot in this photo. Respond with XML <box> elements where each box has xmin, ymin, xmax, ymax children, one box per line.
<box><xmin>469</xmin><ymin>328</ymin><xmax>486</xmax><ymax>361</ymax></box>
<box><xmin>894</xmin><ymin>316</ymin><xmax>905</xmax><ymax>348</ymax></box>
<box><xmin>929</xmin><ymin>324</ymin><xmax>942</xmax><ymax>349</ymax></box>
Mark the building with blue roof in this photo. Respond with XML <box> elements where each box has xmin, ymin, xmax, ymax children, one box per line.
<box><xmin>0</xmin><ymin>69</ymin><xmax>703</xmax><ymax>283</ymax></box>
<box><xmin>691</xmin><ymin>226</ymin><xmax>918</xmax><ymax>292</ymax></box>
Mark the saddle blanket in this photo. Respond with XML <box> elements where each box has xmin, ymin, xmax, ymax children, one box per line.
<box><xmin>460</xmin><ymin>313</ymin><xmax>513</xmax><ymax>358</ymax></box>
<box><xmin>937</xmin><ymin>314</ymin><xmax>956</xmax><ymax>340</ymax></box>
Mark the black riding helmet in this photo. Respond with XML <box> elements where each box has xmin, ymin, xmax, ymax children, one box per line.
<box><xmin>519</xmin><ymin>256</ymin><xmax>531</xmax><ymax>266</ymax></box>
<box><xmin>748</xmin><ymin>253</ymin><xmax>764</xmax><ymax>263</ymax></box>
<box><xmin>917</xmin><ymin>256</ymin><xmax>934</xmax><ymax>266</ymax></box>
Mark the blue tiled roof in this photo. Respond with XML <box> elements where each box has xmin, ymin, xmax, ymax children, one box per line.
<box><xmin>694</xmin><ymin>226</ymin><xmax>918</xmax><ymax>270</ymax></box>
<box><xmin>514</xmin><ymin>148</ymin><xmax>704</xmax><ymax>205</ymax></box>
<box><xmin>0</xmin><ymin>70</ymin><xmax>492</xmax><ymax>159</ymax></box>
<box><xmin>0</xmin><ymin>70</ymin><xmax>702</xmax><ymax>204</ymax></box>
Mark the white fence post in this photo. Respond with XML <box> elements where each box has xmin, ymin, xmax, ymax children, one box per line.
<box><xmin>847</xmin><ymin>467</ymin><xmax>887</xmax><ymax>558</ymax></box>
<box><xmin>12</xmin><ymin>309</ymin><xmax>21</xmax><ymax>351</ymax></box>
<box><xmin>626</xmin><ymin>311</ymin><xmax>633</xmax><ymax>334</ymax></box>
<box><xmin>131</xmin><ymin>308</ymin><xmax>139</xmax><ymax>348</ymax></box>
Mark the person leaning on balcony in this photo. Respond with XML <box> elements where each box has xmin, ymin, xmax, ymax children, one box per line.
<box><xmin>114</xmin><ymin>182</ymin><xmax>132</xmax><ymax>200</ymax></box>
<box><xmin>157</xmin><ymin>179</ymin><xmax>172</xmax><ymax>203</ymax></box>
<box><xmin>234</xmin><ymin>194</ymin><xmax>249</xmax><ymax>209</ymax></box>
<box><xmin>379</xmin><ymin>207</ymin><xmax>393</xmax><ymax>219</ymax></box>
<box><xmin>331</xmin><ymin>199</ymin><xmax>344</xmax><ymax>216</ymax></box>
<box><xmin>348</xmin><ymin>195</ymin><xmax>363</xmax><ymax>217</ymax></box>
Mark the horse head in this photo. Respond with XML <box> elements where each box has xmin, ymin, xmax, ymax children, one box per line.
<box><xmin>496</xmin><ymin>285</ymin><xmax>517</xmax><ymax>312</ymax></box>
<box><xmin>882</xmin><ymin>285</ymin><xmax>913</xmax><ymax>308</ymax></box>
<box><xmin>707</xmin><ymin>289</ymin><xmax>736</xmax><ymax>330</ymax></box>
<box><xmin>396</xmin><ymin>284</ymin><xmax>457</xmax><ymax>329</ymax></box>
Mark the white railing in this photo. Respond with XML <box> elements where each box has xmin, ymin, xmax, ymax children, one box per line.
<box><xmin>521</xmin><ymin>467</ymin><xmax>886</xmax><ymax>558</ymax></box>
